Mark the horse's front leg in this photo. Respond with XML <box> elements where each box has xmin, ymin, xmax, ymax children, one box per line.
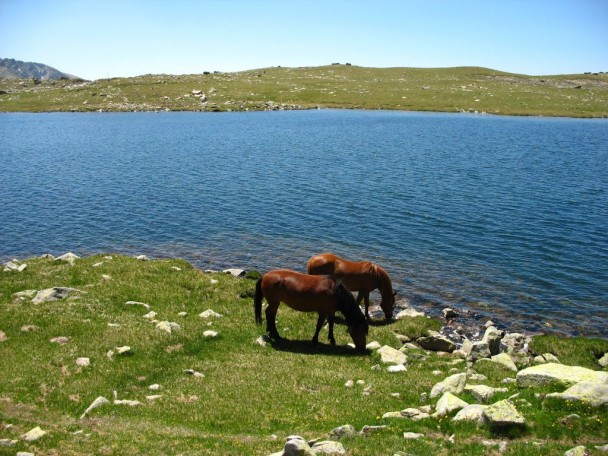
<box><xmin>358</xmin><ymin>292</ymin><xmax>371</xmax><ymax>320</ymax></box>
<box><xmin>312</xmin><ymin>313</ymin><xmax>326</xmax><ymax>346</ymax></box>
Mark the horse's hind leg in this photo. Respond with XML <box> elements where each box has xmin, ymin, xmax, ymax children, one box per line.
<box><xmin>265</xmin><ymin>301</ymin><xmax>282</xmax><ymax>340</ymax></box>
<box><xmin>357</xmin><ymin>292</ymin><xmax>371</xmax><ymax>320</ymax></box>
<box><xmin>312</xmin><ymin>313</ymin><xmax>326</xmax><ymax>346</ymax></box>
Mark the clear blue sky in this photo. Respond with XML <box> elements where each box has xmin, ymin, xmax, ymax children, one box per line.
<box><xmin>1</xmin><ymin>0</ymin><xmax>607</xmax><ymax>80</ymax></box>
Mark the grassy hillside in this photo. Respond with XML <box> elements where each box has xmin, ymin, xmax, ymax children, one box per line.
<box><xmin>1</xmin><ymin>65</ymin><xmax>607</xmax><ymax>117</ymax></box>
<box><xmin>1</xmin><ymin>254</ymin><xmax>607</xmax><ymax>455</ymax></box>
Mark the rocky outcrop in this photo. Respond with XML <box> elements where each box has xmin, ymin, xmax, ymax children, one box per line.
<box><xmin>516</xmin><ymin>363</ymin><xmax>608</xmax><ymax>388</ymax></box>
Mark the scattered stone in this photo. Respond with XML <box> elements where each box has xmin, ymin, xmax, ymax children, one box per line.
<box><xmin>453</xmin><ymin>404</ymin><xmax>487</xmax><ymax>423</ymax></box>
<box><xmin>430</xmin><ymin>373</ymin><xmax>467</xmax><ymax>399</ymax></box>
<box><xmin>156</xmin><ymin>321</ymin><xmax>180</xmax><ymax>334</ymax></box>
<box><xmin>311</xmin><ymin>440</ymin><xmax>346</xmax><ymax>454</ymax></box>
<box><xmin>256</xmin><ymin>335</ymin><xmax>269</xmax><ymax>347</ymax></box>
<box><xmin>395</xmin><ymin>308</ymin><xmax>425</xmax><ymax>319</ymax></box>
<box><xmin>22</xmin><ymin>426</ymin><xmax>47</xmax><ymax>441</ymax></box>
<box><xmin>443</xmin><ymin>308</ymin><xmax>458</xmax><ymax>319</ymax></box>
<box><xmin>101</xmin><ymin>274</ymin><xmax>112</xmax><ymax>281</ymax></box>
<box><xmin>482</xmin><ymin>326</ymin><xmax>504</xmax><ymax>356</ymax></box>
<box><xmin>467</xmin><ymin>340</ymin><xmax>491</xmax><ymax>361</ymax></box>
<box><xmin>199</xmin><ymin>309</ymin><xmax>223</xmax><ymax>318</ymax></box>
<box><xmin>203</xmin><ymin>330</ymin><xmax>218</xmax><ymax>338</ymax></box>
<box><xmin>76</xmin><ymin>357</ymin><xmax>90</xmax><ymax>367</ymax></box>
<box><xmin>482</xmin><ymin>400</ymin><xmax>525</xmax><ymax>427</ymax></box>
<box><xmin>387</xmin><ymin>364</ymin><xmax>407</xmax><ymax>373</ymax></box>
<box><xmin>143</xmin><ymin>311</ymin><xmax>157</xmax><ymax>320</ymax></box>
<box><xmin>116</xmin><ymin>346</ymin><xmax>132</xmax><ymax>355</ymax></box>
<box><xmin>80</xmin><ymin>396</ymin><xmax>110</xmax><ymax>419</ymax></box>
<box><xmin>114</xmin><ymin>399</ymin><xmax>141</xmax><ymax>406</ymax></box>
<box><xmin>564</xmin><ymin>446</ymin><xmax>587</xmax><ymax>456</ymax></box>
<box><xmin>359</xmin><ymin>425</ymin><xmax>387</xmax><ymax>435</ymax></box>
<box><xmin>546</xmin><ymin>382</ymin><xmax>608</xmax><ymax>407</ymax></box>
<box><xmin>126</xmin><ymin>301</ymin><xmax>151</xmax><ymax>310</ymax></box>
<box><xmin>171</xmin><ymin>266</ymin><xmax>182</xmax><ymax>271</ymax></box>
<box><xmin>377</xmin><ymin>345</ymin><xmax>407</xmax><ymax>365</ymax></box>
<box><xmin>344</xmin><ymin>380</ymin><xmax>354</xmax><ymax>387</ymax></box>
<box><xmin>13</xmin><ymin>289</ymin><xmax>38</xmax><ymax>300</ymax></box>
<box><xmin>3</xmin><ymin>260</ymin><xmax>27</xmax><ymax>272</ymax></box>
<box><xmin>50</xmin><ymin>336</ymin><xmax>70</xmax><ymax>345</ymax></box>
<box><xmin>146</xmin><ymin>395</ymin><xmax>162</xmax><ymax>401</ymax></box>
<box><xmin>178</xmin><ymin>311</ymin><xmax>188</xmax><ymax>317</ymax></box>
<box><xmin>595</xmin><ymin>443</ymin><xmax>608</xmax><ymax>452</ymax></box>
<box><xmin>417</xmin><ymin>331</ymin><xmax>456</xmax><ymax>352</ymax></box>
<box><xmin>366</xmin><ymin>341</ymin><xmax>382</xmax><ymax>350</ymax></box>
<box><xmin>484</xmin><ymin>320</ymin><xmax>495</xmax><ymax>328</ymax></box>
<box><xmin>136</xmin><ymin>255</ymin><xmax>150</xmax><ymax>261</ymax></box>
<box><xmin>0</xmin><ymin>438</ymin><xmax>17</xmax><ymax>447</ymax></box>
<box><xmin>328</xmin><ymin>424</ymin><xmax>356</xmax><ymax>440</ymax></box>
<box><xmin>149</xmin><ymin>384</ymin><xmax>161</xmax><ymax>390</ymax></box>
<box><xmin>0</xmin><ymin>331</ymin><xmax>6</xmax><ymax>342</ymax></box>
<box><xmin>434</xmin><ymin>392</ymin><xmax>469</xmax><ymax>416</ymax></box>
<box><xmin>92</xmin><ymin>262</ymin><xmax>104</xmax><ymax>267</ymax></box>
<box><xmin>223</xmin><ymin>268</ymin><xmax>245</xmax><ymax>277</ymax></box>
<box><xmin>517</xmin><ymin>363</ymin><xmax>608</xmax><ymax>387</ymax></box>
<box><xmin>598</xmin><ymin>353</ymin><xmax>608</xmax><ymax>368</ymax></box>
<box><xmin>55</xmin><ymin>252</ymin><xmax>80</xmax><ymax>264</ymax></box>
<box><xmin>184</xmin><ymin>369</ymin><xmax>204</xmax><ymax>378</ymax></box>
<box><xmin>464</xmin><ymin>384</ymin><xmax>508</xmax><ymax>403</ymax></box>
<box><xmin>403</xmin><ymin>432</ymin><xmax>424</xmax><ymax>439</ymax></box>
<box><xmin>32</xmin><ymin>287</ymin><xmax>83</xmax><ymax>304</ymax></box>
<box><xmin>383</xmin><ymin>408</ymin><xmax>430</xmax><ymax>421</ymax></box>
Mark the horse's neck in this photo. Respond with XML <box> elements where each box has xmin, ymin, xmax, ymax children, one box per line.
<box><xmin>375</xmin><ymin>267</ymin><xmax>393</xmax><ymax>298</ymax></box>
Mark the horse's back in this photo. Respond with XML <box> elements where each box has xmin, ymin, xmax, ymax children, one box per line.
<box><xmin>307</xmin><ymin>253</ymin><xmax>378</xmax><ymax>292</ymax></box>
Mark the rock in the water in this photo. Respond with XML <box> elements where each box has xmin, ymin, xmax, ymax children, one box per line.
<box><xmin>430</xmin><ymin>373</ymin><xmax>467</xmax><ymax>399</ymax></box>
<box><xmin>517</xmin><ymin>363</ymin><xmax>608</xmax><ymax>388</ymax></box>
<box><xmin>434</xmin><ymin>392</ymin><xmax>468</xmax><ymax>416</ymax></box>
<box><xmin>443</xmin><ymin>307</ymin><xmax>458</xmax><ymax>319</ymax></box>
<box><xmin>545</xmin><ymin>382</ymin><xmax>608</xmax><ymax>407</ymax></box>
<box><xmin>377</xmin><ymin>345</ymin><xmax>407</xmax><ymax>365</ymax></box>
<box><xmin>453</xmin><ymin>404</ymin><xmax>487</xmax><ymax>423</ymax></box>
<box><xmin>395</xmin><ymin>308</ymin><xmax>425</xmax><ymax>319</ymax></box>
<box><xmin>32</xmin><ymin>287</ymin><xmax>83</xmax><ymax>304</ymax></box>
<box><xmin>22</xmin><ymin>426</ymin><xmax>47</xmax><ymax>441</ymax></box>
<box><xmin>417</xmin><ymin>332</ymin><xmax>456</xmax><ymax>352</ymax></box>
<box><xmin>80</xmin><ymin>396</ymin><xmax>110</xmax><ymax>419</ymax></box>
<box><xmin>482</xmin><ymin>400</ymin><xmax>525</xmax><ymax>427</ymax></box>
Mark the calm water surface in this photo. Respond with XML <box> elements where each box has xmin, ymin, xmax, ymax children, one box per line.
<box><xmin>1</xmin><ymin>110</ymin><xmax>607</xmax><ymax>337</ymax></box>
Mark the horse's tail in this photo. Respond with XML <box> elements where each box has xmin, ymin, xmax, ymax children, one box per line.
<box><xmin>254</xmin><ymin>278</ymin><xmax>264</xmax><ymax>325</ymax></box>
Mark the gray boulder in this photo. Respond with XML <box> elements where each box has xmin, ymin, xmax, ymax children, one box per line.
<box><xmin>32</xmin><ymin>287</ymin><xmax>83</xmax><ymax>304</ymax></box>
<box><xmin>328</xmin><ymin>424</ymin><xmax>356</xmax><ymax>440</ymax></box>
<box><xmin>430</xmin><ymin>373</ymin><xmax>467</xmax><ymax>399</ymax></box>
<box><xmin>464</xmin><ymin>384</ymin><xmax>508</xmax><ymax>403</ymax></box>
<box><xmin>482</xmin><ymin>400</ymin><xmax>525</xmax><ymax>427</ymax></box>
<box><xmin>417</xmin><ymin>332</ymin><xmax>456</xmax><ymax>352</ymax></box>
<box><xmin>311</xmin><ymin>440</ymin><xmax>346</xmax><ymax>455</ymax></box>
<box><xmin>377</xmin><ymin>345</ymin><xmax>407</xmax><ymax>365</ymax></box>
<box><xmin>453</xmin><ymin>404</ymin><xmax>487</xmax><ymax>423</ymax></box>
<box><xmin>434</xmin><ymin>392</ymin><xmax>468</xmax><ymax>416</ymax></box>
<box><xmin>546</xmin><ymin>382</ymin><xmax>608</xmax><ymax>407</ymax></box>
<box><xmin>517</xmin><ymin>363</ymin><xmax>608</xmax><ymax>388</ymax></box>
<box><xmin>482</xmin><ymin>326</ymin><xmax>504</xmax><ymax>356</ymax></box>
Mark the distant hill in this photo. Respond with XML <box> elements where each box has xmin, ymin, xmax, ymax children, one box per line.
<box><xmin>0</xmin><ymin>58</ymin><xmax>81</xmax><ymax>80</ymax></box>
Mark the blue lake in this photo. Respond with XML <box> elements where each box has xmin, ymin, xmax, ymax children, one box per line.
<box><xmin>1</xmin><ymin>110</ymin><xmax>607</xmax><ymax>337</ymax></box>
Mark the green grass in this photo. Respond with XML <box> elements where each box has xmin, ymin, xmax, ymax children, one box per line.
<box><xmin>1</xmin><ymin>255</ymin><xmax>607</xmax><ymax>455</ymax></box>
<box><xmin>1</xmin><ymin>65</ymin><xmax>607</xmax><ymax>117</ymax></box>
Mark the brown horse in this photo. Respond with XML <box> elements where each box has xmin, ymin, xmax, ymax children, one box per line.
<box><xmin>306</xmin><ymin>253</ymin><xmax>395</xmax><ymax>320</ymax></box>
<box><xmin>254</xmin><ymin>269</ymin><xmax>368</xmax><ymax>351</ymax></box>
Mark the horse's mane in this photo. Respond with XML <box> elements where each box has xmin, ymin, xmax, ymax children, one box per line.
<box><xmin>334</xmin><ymin>281</ymin><xmax>368</xmax><ymax>334</ymax></box>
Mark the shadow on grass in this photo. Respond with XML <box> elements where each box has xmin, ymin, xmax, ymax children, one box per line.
<box><xmin>266</xmin><ymin>337</ymin><xmax>369</xmax><ymax>357</ymax></box>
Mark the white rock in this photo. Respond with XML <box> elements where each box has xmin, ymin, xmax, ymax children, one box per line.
<box><xmin>366</xmin><ymin>341</ymin><xmax>382</xmax><ymax>350</ymax></box>
<box><xmin>116</xmin><ymin>346</ymin><xmax>131</xmax><ymax>354</ymax></box>
<box><xmin>387</xmin><ymin>364</ymin><xmax>407</xmax><ymax>373</ymax></box>
<box><xmin>203</xmin><ymin>330</ymin><xmax>218</xmax><ymax>338</ymax></box>
<box><xmin>464</xmin><ymin>384</ymin><xmax>508</xmax><ymax>403</ymax></box>
<box><xmin>101</xmin><ymin>274</ymin><xmax>112</xmax><ymax>281</ymax></box>
<box><xmin>517</xmin><ymin>363</ymin><xmax>608</xmax><ymax>387</ymax></box>
<box><xmin>453</xmin><ymin>404</ymin><xmax>487</xmax><ymax>423</ymax></box>
<box><xmin>223</xmin><ymin>268</ymin><xmax>245</xmax><ymax>277</ymax></box>
<box><xmin>126</xmin><ymin>301</ymin><xmax>151</xmax><ymax>310</ymax></box>
<box><xmin>430</xmin><ymin>373</ymin><xmax>467</xmax><ymax>399</ymax></box>
<box><xmin>564</xmin><ymin>445</ymin><xmax>587</xmax><ymax>456</ymax></box>
<box><xmin>344</xmin><ymin>380</ymin><xmax>354</xmax><ymax>387</ymax></box>
<box><xmin>311</xmin><ymin>440</ymin><xmax>346</xmax><ymax>454</ymax></box>
<box><xmin>178</xmin><ymin>311</ymin><xmax>188</xmax><ymax>317</ymax></box>
<box><xmin>199</xmin><ymin>309</ymin><xmax>223</xmax><ymax>318</ymax></box>
<box><xmin>32</xmin><ymin>287</ymin><xmax>83</xmax><ymax>304</ymax></box>
<box><xmin>0</xmin><ymin>438</ymin><xmax>17</xmax><ymax>446</ymax></box>
<box><xmin>434</xmin><ymin>392</ymin><xmax>468</xmax><ymax>416</ymax></box>
<box><xmin>403</xmin><ymin>432</ymin><xmax>425</xmax><ymax>439</ymax></box>
<box><xmin>143</xmin><ymin>311</ymin><xmax>157</xmax><ymax>320</ymax></box>
<box><xmin>395</xmin><ymin>308</ymin><xmax>425</xmax><ymax>319</ymax></box>
<box><xmin>114</xmin><ymin>399</ymin><xmax>141</xmax><ymax>406</ymax></box>
<box><xmin>55</xmin><ymin>252</ymin><xmax>80</xmax><ymax>264</ymax></box>
<box><xmin>546</xmin><ymin>382</ymin><xmax>608</xmax><ymax>407</ymax></box>
<box><xmin>598</xmin><ymin>353</ymin><xmax>608</xmax><ymax>368</ymax></box>
<box><xmin>377</xmin><ymin>345</ymin><xmax>407</xmax><ymax>365</ymax></box>
<box><xmin>149</xmin><ymin>384</ymin><xmax>161</xmax><ymax>390</ymax></box>
<box><xmin>22</xmin><ymin>426</ymin><xmax>47</xmax><ymax>441</ymax></box>
<box><xmin>146</xmin><ymin>395</ymin><xmax>162</xmax><ymax>401</ymax></box>
<box><xmin>76</xmin><ymin>357</ymin><xmax>90</xmax><ymax>367</ymax></box>
<box><xmin>80</xmin><ymin>396</ymin><xmax>110</xmax><ymax>419</ymax></box>
<box><xmin>136</xmin><ymin>255</ymin><xmax>150</xmax><ymax>261</ymax></box>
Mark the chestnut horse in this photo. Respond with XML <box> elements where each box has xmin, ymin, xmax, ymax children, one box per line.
<box><xmin>306</xmin><ymin>253</ymin><xmax>395</xmax><ymax>320</ymax></box>
<box><xmin>254</xmin><ymin>269</ymin><xmax>368</xmax><ymax>351</ymax></box>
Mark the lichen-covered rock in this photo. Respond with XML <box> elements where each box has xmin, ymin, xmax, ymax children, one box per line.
<box><xmin>464</xmin><ymin>384</ymin><xmax>508</xmax><ymax>403</ymax></box>
<box><xmin>377</xmin><ymin>345</ymin><xmax>407</xmax><ymax>365</ymax></box>
<box><xmin>517</xmin><ymin>363</ymin><xmax>608</xmax><ymax>388</ymax></box>
<box><xmin>430</xmin><ymin>373</ymin><xmax>467</xmax><ymax>398</ymax></box>
<box><xmin>434</xmin><ymin>392</ymin><xmax>468</xmax><ymax>416</ymax></box>
<box><xmin>564</xmin><ymin>446</ymin><xmax>588</xmax><ymax>456</ymax></box>
<box><xmin>481</xmin><ymin>326</ymin><xmax>503</xmax><ymax>356</ymax></box>
<box><xmin>482</xmin><ymin>400</ymin><xmax>525</xmax><ymax>427</ymax></box>
<box><xmin>328</xmin><ymin>424</ymin><xmax>356</xmax><ymax>440</ymax></box>
<box><xmin>453</xmin><ymin>404</ymin><xmax>487</xmax><ymax>423</ymax></box>
<box><xmin>311</xmin><ymin>440</ymin><xmax>346</xmax><ymax>455</ymax></box>
<box><xmin>545</xmin><ymin>382</ymin><xmax>608</xmax><ymax>407</ymax></box>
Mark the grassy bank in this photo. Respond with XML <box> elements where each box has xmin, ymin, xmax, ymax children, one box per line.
<box><xmin>1</xmin><ymin>254</ymin><xmax>607</xmax><ymax>455</ymax></box>
<box><xmin>1</xmin><ymin>65</ymin><xmax>607</xmax><ymax>117</ymax></box>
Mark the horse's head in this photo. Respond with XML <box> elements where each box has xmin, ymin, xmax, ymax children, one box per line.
<box><xmin>380</xmin><ymin>291</ymin><xmax>396</xmax><ymax>320</ymax></box>
<box><xmin>348</xmin><ymin>321</ymin><xmax>368</xmax><ymax>351</ymax></box>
